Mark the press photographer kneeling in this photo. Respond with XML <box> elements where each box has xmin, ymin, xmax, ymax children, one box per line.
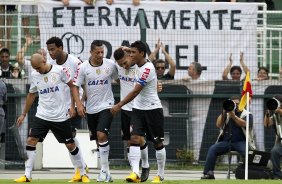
<box><xmin>201</xmin><ymin>96</ymin><xmax>256</xmax><ymax>179</ymax></box>
<box><xmin>264</xmin><ymin>95</ymin><xmax>282</xmax><ymax>179</ymax></box>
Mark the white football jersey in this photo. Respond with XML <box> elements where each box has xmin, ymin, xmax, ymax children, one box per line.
<box><xmin>116</xmin><ymin>63</ymin><xmax>137</xmax><ymax>111</ymax></box>
<box><xmin>73</xmin><ymin>58</ymin><xmax>118</xmax><ymax>114</ymax></box>
<box><xmin>29</xmin><ymin>65</ymin><xmax>71</xmax><ymax>122</ymax></box>
<box><xmin>48</xmin><ymin>54</ymin><xmax>83</xmax><ymax>108</ymax></box>
<box><xmin>133</xmin><ymin>61</ymin><xmax>162</xmax><ymax>110</ymax></box>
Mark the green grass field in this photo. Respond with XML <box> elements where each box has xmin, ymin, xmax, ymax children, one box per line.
<box><xmin>1</xmin><ymin>179</ymin><xmax>282</xmax><ymax>184</ymax></box>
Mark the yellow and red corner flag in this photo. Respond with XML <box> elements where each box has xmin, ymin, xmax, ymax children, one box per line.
<box><xmin>238</xmin><ymin>71</ymin><xmax>252</xmax><ymax>111</ymax></box>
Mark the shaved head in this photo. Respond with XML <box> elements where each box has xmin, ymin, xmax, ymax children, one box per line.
<box><xmin>31</xmin><ymin>53</ymin><xmax>44</xmax><ymax>66</ymax></box>
<box><xmin>31</xmin><ymin>53</ymin><xmax>47</xmax><ymax>74</ymax></box>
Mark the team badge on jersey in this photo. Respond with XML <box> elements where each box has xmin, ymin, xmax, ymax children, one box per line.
<box><xmin>50</xmin><ymin>74</ymin><xmax>57</xmax><ymax>83</ymax></box>
<box><xmin>96</xmin><ymin>69</ymin><xmax>101</xmax><ymax>75</ymax></box>
<box><xmin>105</xmin><ymin>67</ymin><xmax>110</xmax><ymax>74</ymax></box>
<box><xmin>125</xmin><ymin>70</ymin><xmax>129</xmax><ymax>75</ymax></box>
<box><xmin>44</xmin><ymin>77</ymin><xmax>48</xmax><ymax>83</ymax></box>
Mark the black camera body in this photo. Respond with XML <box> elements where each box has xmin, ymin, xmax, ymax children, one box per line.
<box><xmin>223</xmin><ymin>99</ymin><xmax>236</xmax><ymax>112</ymax></box>
<box><xmin>266</xmin><ymin>98</ymin><xmax>281</xmax><ymax>111</ymax></box>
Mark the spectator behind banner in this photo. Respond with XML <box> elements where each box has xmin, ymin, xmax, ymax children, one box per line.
<box><xmin>253</xmin><ymin>66</ymin><xmax>269</xmax><ymax>81</ymax></box>
<box><xmin>222</xmin><ymin>52</ymin><xmax>249</xmax><ymax>81</ymax></box>
<box><xmin>0</xmin><ymin>48</ymin><xmax>22</xmax><ymax>79</ymax></box>
<box><xmin>182</xmin><ymin>62</ymin><xmax>205</xmax><ymax>81</ymax></box>
<box><xmin>148</xmin><ymin>39</ymin><xmax>175</xmax><ymax>80</ymax></box>
<box><xmin>264</xmin><ymin>95</ymin><xmax>282</xmax><ymax>179</ymax></box>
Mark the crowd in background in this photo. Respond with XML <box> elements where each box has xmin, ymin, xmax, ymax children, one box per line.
<box><xmin>0</xmin><ymin>0</ymin><xmax>278</xmax><ymax>81</ymax></box>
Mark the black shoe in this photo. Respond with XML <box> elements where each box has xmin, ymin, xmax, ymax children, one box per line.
<box><xmin>201</xmin><ymin>174</ymin><xmax>215</xmax><ymax>180</ymax></box>
<box><xmin>140</xmin><ymin>167</ymin><xmax>150</xmax><ymax>182</ymax></box>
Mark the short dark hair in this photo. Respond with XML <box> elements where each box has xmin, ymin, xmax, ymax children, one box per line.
<box><xmin>230</xmin><ymin>66</ymin><xmax>242</xmax><ymax>74</ymax></box>
<box><xmin>46</xmin><ymin>36</ymin><xmax>63</xmax><ymax>48</ymax></box>
<box><xmin>258</xmin><ymin>66</ymin><xmax>269</xmax><ymax>74</ymax></box>
<box><xmin>113</xmin><ymin>48</ymin><xmax>125</xmax><ymax>61</ymax></box>
<box><xmin>130</xmin><ymin>41</ymin><xmax>146</xmax><ymax>58</ymax></box>
<box><xmin>90</xmin><ymin>40</ymin><xmax>103</xmax><ymax>51</ymax></box>
<box><xmin>154</xmin><ymin>59</ymin><xmax>165</xmax><ymax>67</ymax></box>
<box><xmin>0</xmin><ymin>48</ymin><xmax>10</xmax><ymax>56</ymax></box>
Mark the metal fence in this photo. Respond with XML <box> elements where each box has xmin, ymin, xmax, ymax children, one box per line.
<box><xmin>0</xmin><ymin>0</ymin><xmax>282</xmax><ymax>169</ymax></box>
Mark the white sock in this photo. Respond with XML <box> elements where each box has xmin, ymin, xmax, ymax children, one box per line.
<box><xmin>140</xmin><ymin>144</ymin><xmax>149</xmax><ymax>168</ymax></box>
<box><xmin>156</xmin><ymin>147</ymin><xmax>166</xmax><ymax>178</ymax></box>
<box><xmin>68</xmin><ymin>137</ymin><xmax>85</xmax><ymax>172</ymax></box>
<box><xmin>96</xmin><ymin>146</ymin><xmax>100</xmax><ymax>170</ymax></box>
<box><xmin>68</xmin><ymin>151</ymin><xmax>76</xmax><ymax>173</ymax></box>
<box><xmin>129</xmin><ymin>146</ymin><xmax>141</xmax><ymax>175</ymax></box>
<box><xmin>70</xmin><ymin>146</ymin><xmax>86</xmax><ymax>175</ymax></box>
<box><xmin>127</xmin><ymin>147</ymin><xmax>132</xmax><ymax>168</ymax></box>
<box><xmin>25</xmin><ymin>146</ymin><xmax>36</xmax><ymax>179</ymax></box>
<box><xmin>72</xmin><ymin>137</ymin><xmax>83</xmax><ymax>171</ymax></box>
<box><xmin>73</xmin><ymin>137</ymin><xmax>81</xmax><ymax>150</ymax></box>
<box><xmin>99</xmin><ymin>141</ymin><xmax>110</xmax><ymax>175</ymax></box>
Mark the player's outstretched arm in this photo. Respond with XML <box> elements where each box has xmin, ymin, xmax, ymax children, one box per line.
<box><xmin>17</xmin><ymin>92</ymin><xmax>37</xmax><ymax>127</ymax></box>
<box><xmin>111</xmin><ymin>83</ymin><xmax>143</xmax><ymax>115</ymax></box>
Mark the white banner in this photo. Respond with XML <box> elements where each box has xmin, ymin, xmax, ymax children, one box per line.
<box><xmin>38</xmin><ymin>0</ymin><xmax>257</xmax><ymax>80</ymax></box>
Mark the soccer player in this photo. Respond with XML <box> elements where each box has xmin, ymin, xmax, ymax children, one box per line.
<box><xmin>113</xmin><ymin>47</ymin><xmax>150</xmax><ymax>182</ymax></box>
<box><xmin>45</xmin><ymin>36</ymin><xmax>88</xmax><ymax>182</ymax></box>
<box><xmin>72</xmin><ymin>40</ymin><xmax>118</xmax><ymax>182</ymax></box>
<box><xmin>111</xmin><ymin>41</ymin><xmax>166</xmax><ymax>183</ymax></box>
<box><xmin>14</xmin><ymin>53</ymin><xmax>89</xmax><ymax>183</ymax></box>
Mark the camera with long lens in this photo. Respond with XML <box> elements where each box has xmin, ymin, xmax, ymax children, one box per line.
<box><xmin>266</xmin><ymin>98</ymin><xmax>281</xmax><ymax>111</ymax></box>
<box><xmin>223</xmin><ymin>99</ymin><xmax>236</xmax><ymax>112</ymax></box>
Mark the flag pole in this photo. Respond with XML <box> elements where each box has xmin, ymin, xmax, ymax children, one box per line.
<box><xmin>245</xmin><ymin>92</ymin><xmax>249</xmax><ymax>180</ymax></box>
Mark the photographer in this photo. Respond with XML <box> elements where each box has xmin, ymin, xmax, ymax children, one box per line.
<box><xmin>264</xmin><ymin>95</ymin><xmax>282</xmax><ymax>179</ymax></box>
<box><xmin>201</xmin><ymin>96</ymin><xmax>256</xmax><ymax>179</ymax></box>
